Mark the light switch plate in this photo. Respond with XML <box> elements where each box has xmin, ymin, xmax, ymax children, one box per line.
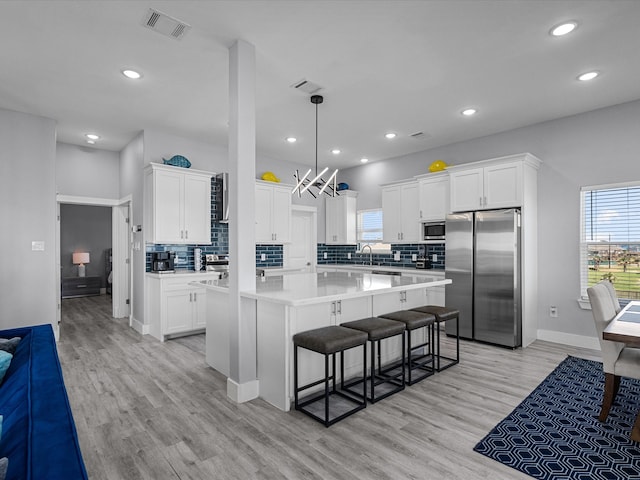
<box><xmin>323</xmin><ymin>252</ymin><xmax>328</xmax><ymax>259</ymax></box>
<box><xmin>432</xmin><ymin>254</ymin><xmax>438</xmax><ymax>262</ymax></box>
<box><xmin>347</xmin><ymin>252</ymin><xmax>351</xmax><ymax>259</ymax></box>
<box><xmin>394</xmin><ymin>251</ymin><xmax>400</xmax><ymax>261</ymax></box>
<box><xmin>31</xmin><ymin>241</ymin><xmax>45</xmax><ymax>251</ymax></box>
<box><xmin>411</xmin><ymin>254</ymin><xmax>417</xmax><ymax>261</ymax></box>
<box><xmin>261</xmin><ymin>253</ymin><xmax>266</xmax><ymax>261</ymax></box>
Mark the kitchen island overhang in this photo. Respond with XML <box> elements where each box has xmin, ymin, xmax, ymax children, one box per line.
<box><xmin>199</xmin><ymin>271</ymin><xmax>451</xmax><ymax>410</ymax></box>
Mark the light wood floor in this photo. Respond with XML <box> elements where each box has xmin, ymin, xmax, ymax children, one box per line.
<box><xmin>58</xmin><ymin>295</ymin><xmax>601</xmax><ymax>480</ymax></box>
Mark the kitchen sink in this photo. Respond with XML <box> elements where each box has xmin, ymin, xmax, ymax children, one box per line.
<box><xmin>371</xmin><ymin>270</ymin><xmax>401</xmax><ymax>276</ymax></box>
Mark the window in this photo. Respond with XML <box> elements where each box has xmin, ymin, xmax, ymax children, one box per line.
<box><xmin>581</xmin><ymin>182</ymin><xmax>640</xmax><ymax>300</ymax></box>
<box><xmin>357</xmin><ymin>208</ymin><xmax>391</xmax><ymax>253</ymax></box>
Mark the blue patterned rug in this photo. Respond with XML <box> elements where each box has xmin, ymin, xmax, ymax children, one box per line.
<box><xmin>474</xmin><ymin>356</ymin><xmax>640</xmax><ymax>479</ymax></box>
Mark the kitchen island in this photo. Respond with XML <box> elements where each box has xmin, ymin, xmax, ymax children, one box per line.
<box><xmin>198</xmin><ymin>271</ymin><xmax>451</xmax><ymax>411</ymax></box>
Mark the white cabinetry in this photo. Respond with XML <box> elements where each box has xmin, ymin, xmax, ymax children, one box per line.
<box><xmin>382</xmin><ymin>181</ymin><xmax>420</xmax><ymax>243</ymax></box>
<box><xmin>145</xmin><ymin>163</ymin><xmax>212</xmax><ymax>244</ymax></box>
<box><xmin>146</xmin><ymin>273</ymin><xmax>213</xmax><ymax>342</ymax></box>
<box><xmin>417</xmin><ymin>172</ymin><xmax>449</xmax><ymax>221</ymax></box>
<box><xmin>255</xmin><ymin>180</ymin><xmax>291</xmax><ymax>244</ymax></box>
<box><xmin>449</xmin><ymin>159</ymin><xmax>525</xmax><ymax>212</ymax></box>
<box><xmin>325</xmin><ymin>190</ymin><xmax>358</xmax><ymax>244</ymax></box>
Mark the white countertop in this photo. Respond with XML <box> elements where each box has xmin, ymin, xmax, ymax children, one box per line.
<box><xmin>197</xmin><ymin>270</ymin><xmax>450</xmax><ymax>307</ymax></box>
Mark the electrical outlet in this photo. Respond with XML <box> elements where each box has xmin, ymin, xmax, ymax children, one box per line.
<box><xmin>394</xmin><ymin>251</ymin><xmax>401</xmax><ymax>261</ymax></box>
<box><xmin>260</xmin><ymin>253</ymin><xmax>266</xmax><ymax>261</ymax></box>
<box><xmin>550</xmin><ymin>306</ymin><xmax>558</xmax><ymax>318</ymax></box>
<box><xmin>432</xmin><ymin>254</ymin><xmax>438</xmax><ymax>262</ymax></box>
<box><xmin>323</xmin><ymin>252</ymin><xmax>327</xmax><ymax>259</ymax></box>
<box><xmin>412</xmin><ymin>254</ymin><xmax>417</xmax><ymax>261</ymax></box>
<box><xmin>347</xmin><ymin>252</ymin><xmax>351</xmax><ymax>259</ymax></box>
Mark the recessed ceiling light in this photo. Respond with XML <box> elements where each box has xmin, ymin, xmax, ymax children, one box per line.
<box><xmin>85</xmin><ymin>133</ymin><xmax>100</xmax><ymax>140</ymax></box>
<box><xmin>86</xmin><ymin>140</ymin><xmax>96</xmax><ymax>145</ymax></box>
<box><xmin>461</xmin><ymin>108</ymin><xmax>477</xmax><ymax>116</ymax></box>
<box><xmin>360</xmin><ymin>158</ymin><xmax>369</xmax><ymax>163</ymax></box>
<box><xmin>122</xmin><ymin>69</ymin><xmax>142</xmax><ymax>79</ymax></box>
<box><xmin>550</xmin><ymin>21</ymin><xmax>577</xmax><ymax>37</ymax></box>
<box><xmin>578</xmin><ymin>71</ymin><xmax>599</xmax><ymax>81</ymax></box>
<box><xmin>385</xmin><ymin>132</ymin><xmax>397</xmax><ymax>139</ymax></box>
<box><xmin>286</xmin><ymin>137</ymin><xmax>297</xmax><ymax>143</ymax></box>
<box><xmin>331</xmin><ymin>149</ymin><xmax>341</xmax><ymax>155</ymax></box>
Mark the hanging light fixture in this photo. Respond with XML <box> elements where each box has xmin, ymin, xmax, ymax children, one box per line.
<box><xmin>292</xmin><ymin>95</ymin><xmax>339</xmax><ymax>198</ymax></box>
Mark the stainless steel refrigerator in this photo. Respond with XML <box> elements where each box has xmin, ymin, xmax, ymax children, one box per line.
<box><xmin>445</xmin><ymin>208</ymin><xmax>522</xmax><ymax>348</ymax></box>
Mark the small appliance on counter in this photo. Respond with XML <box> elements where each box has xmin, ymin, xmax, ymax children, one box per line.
<box><xmin>205</xmin><ymin>254</ymin><xmax>229</xmax><ymax>278</ymax></box>
<box><xmin>416</xmin><ymin>245</ymin><xmax>432</xmax><ymax>269</ymax></box>
<box><xmin>151</xmin><ymin>251</ymin><xmax>175</xmax><ymax>273</ymax></box>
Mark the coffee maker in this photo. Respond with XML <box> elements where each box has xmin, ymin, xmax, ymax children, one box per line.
<box><xmin>416</xmin><ymin>245</ymin><xmax>432</xmax><ymax>269</ymax></box>
<box><xmin>151</xmin><ymin>251</ymin><xmax>175</xmax><ymax>273</ymax></box>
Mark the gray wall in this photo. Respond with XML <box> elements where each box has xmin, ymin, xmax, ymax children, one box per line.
<box><xmin>56</xmin><ymin>142</ymin><xmax>120</xmax><ymax>198</ymax></box>
<box><xmin>0</xmin><ymin>108</ymin><xmax>57</xmax><ymax>329</ymax></box>
<box><xmin>340</xmin><ymin>99</ymin><xmax>640</xmax><ymax>344</ymax></box>
<box><xmin>60</xmin><ymin>204</ymin><xmax>112</xmax><ymax>286</ymax></box>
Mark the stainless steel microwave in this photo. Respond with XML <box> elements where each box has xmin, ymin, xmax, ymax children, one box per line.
<box><xmin>422</xmin><ymin>221</ymin><xmax>445</xmax><ymax>241</ymax></box>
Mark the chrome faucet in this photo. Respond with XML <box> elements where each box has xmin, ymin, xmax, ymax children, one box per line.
<box><xmin>361</xmin><ymin>245</ymin><xmax>373</xmax><ymax>266</ymax></box>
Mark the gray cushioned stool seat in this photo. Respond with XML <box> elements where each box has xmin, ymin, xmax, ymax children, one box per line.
<box><xmin>411</xmin><ymin>305</ymin><xmax>459</xmax><ymax>322</ymax></box>
<box><xmin>293</xmin><ymin>326</ymin><xmax>367</xmax><ymax>354</ymax></box>
<box><xmin>341</xmin><ymin>317</ymin><xmax>406</xmax><ymax>340</ymax></box>
<box><xmin>378</xmin><ymin>310</ymin><xmax>435</xmax><ymax>330</ymax></box>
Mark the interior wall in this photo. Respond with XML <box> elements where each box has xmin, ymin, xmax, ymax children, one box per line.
<box><xmin>60</xmin><ymin>204</ymin><xmax>112</xmax><ymax>287</ymax></box>
<box><xmin>339</xmin><ymin>99</ymin><xmax>640</xmax><ymax>343</ymax></box>
<box><xmin>56</xmin><ymin>142</ymin><xmax>120</xmax><ymax>198</ymax></box>
<box><xmin>0</xmin><ymin>108</ymin><xmax>57</xmax><ymax>329</ymax></box>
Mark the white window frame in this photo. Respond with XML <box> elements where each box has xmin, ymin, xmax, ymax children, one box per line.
<box><xmin>357</xmin><ymin>208</ymin><xmax>391</xmax><ymax>254</ymax></box>
<box><xmin>580</xmin><ymin>180</ymin><xmax>640</xmax><ymax>304</ymax></box>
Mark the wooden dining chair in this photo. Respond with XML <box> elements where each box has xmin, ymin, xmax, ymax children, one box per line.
<box><xmin>587</xmin><ymin>281</ymin><xmax>640</xmax><ymax>422</ymax></box>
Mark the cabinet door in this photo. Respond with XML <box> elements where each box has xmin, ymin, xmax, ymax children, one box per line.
<box><xmin>484</xmin><ymin>162</ymin><xmax>522</xmax><ymax>209</ymax></box>
<box><xmin>192</xmin><ymin>288</ymin><xmax>207</xmax><ymax>329</ymax></box>
<box><xmin>164</xmin><ymin>289</ymin><xmax>193</xmax><ymax>334</ymax></box>
<box><xmin>255</xmin><ymin>183</ymin><xmax>273</xmax><ymax>243</ymax></box>
<box><xmin>271</xmin><ymin>185</ymin><xmax>291</xmax><ymax>243</ymax></box>
<box><xmin>382</xmin><ymin>185</ymin><xmax>402</xmax><ymax>242</ymax></box>
<box><xmin>325</xmin><ymin>196</ymin><xmax>340</xmax><ymax>244</ymax></box>
<box><xmin>400</xmin><ymin>183</ymin><xmax>420</xmax><ymax>242</ymax></box>
<box><xmin>154</xmin><ymin>170</ymin><xmax>183</xmax><ymax>243</ymax></box>
<box><xmin>450</xmin><ymin>168</ymin><xmax>483</xmax><ymax>212</ymax></box>
<box><xmin>419</xmin><ymin>177</ymin><xmax>449</xmax><ymax>221</ymax></box>
<box><xmin>183</xmin><ymin>174</ymin><xmax>211</xmax><ymax>244</ymax></box>
<box><xmin>372</xmin><ymin>290</ymin><xmax>405</xmax><ymax>316</ymax></box>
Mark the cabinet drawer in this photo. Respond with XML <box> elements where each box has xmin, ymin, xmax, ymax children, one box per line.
<box><xmin>62</xmin><ymin>276</ymin><xmax>101</xmax><ymax>298</ymax></box>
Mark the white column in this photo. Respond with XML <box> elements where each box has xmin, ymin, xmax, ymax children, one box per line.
<box><xmin>226</xmin><ymin>39</ymin><xmax>259</xmax><ymax>402</ymax></box>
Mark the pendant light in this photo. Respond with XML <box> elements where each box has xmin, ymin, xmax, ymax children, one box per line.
<box><xmin>292</xmin><ymin>95</ymin><xmax>339</xmax><ymax>198</ymax></box>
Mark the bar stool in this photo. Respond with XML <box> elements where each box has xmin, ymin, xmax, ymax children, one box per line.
<box><xmin>293</xmin><ymin>326</ymin><xmax>368</xmax><ymax>427</ymax></box>
<box><xmin>378</xmin><ymin>310</ymin><xmax>436</xmax><ymax>385</ymax></box>
<box><xmin>340</xmin><ymin>317</ymin><xmax>406</xmax><ymax>403</ymax></box>
<box><xmin>409</xmin><ymin>305</ymin><xmax>459</xmax><ymax>371</ymax></box>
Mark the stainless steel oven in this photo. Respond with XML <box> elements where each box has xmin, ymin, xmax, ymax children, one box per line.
<box><xmin>422</xmin><ymin>221</ymin><xmax>445</xmax><ymax>242</ymax></box>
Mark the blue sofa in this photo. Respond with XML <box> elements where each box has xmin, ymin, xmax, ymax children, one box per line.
<box><xmin>0</xmin><ymin>324</ymin><xmax>88</xmax><ymax>479</ymax></box>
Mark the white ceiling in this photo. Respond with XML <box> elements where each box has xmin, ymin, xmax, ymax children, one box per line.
<box><xmin>2</xmin><ymin>1</ymin><xmax>640</xmax><ymax>169</ymax></box>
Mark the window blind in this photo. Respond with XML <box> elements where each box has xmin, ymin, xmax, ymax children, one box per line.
<box><xmin>357</xmin><ymin>209</ymin><xmax>384</xmax><ymax>242</ymax></box>
<box><xmin>580</xmin><ymin>183</ymin><xmax>640</xmax><ymax>299</ymax></box>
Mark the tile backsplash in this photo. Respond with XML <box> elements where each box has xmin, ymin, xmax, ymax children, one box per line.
<box><xmin>317</xmin><ymin>243</ymin><xmax>445</xmax><ymax>269</ymax></box>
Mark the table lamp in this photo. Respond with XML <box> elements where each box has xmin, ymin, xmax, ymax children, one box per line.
<box><xmin>72</xmin><ymin>252</ymin><xmax>90</xmax><ymax>277</ymax></box>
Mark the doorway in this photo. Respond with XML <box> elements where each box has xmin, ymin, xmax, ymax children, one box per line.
<box><xmin>56</xmin><ymin>195</ymin><xmax>132</xmax><ymax>335</ymax></box>
<box><xmin>285</xmin><ymin>205</ymin><xmax>317</xmax><ymax>272</ymax></box>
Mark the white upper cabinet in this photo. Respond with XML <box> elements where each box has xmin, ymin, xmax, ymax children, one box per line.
<box><xmin>326</xmin><ymin>190</ymin><xmax>358</xmax><ymax>244</ymax></box>
<box><xmin>145</xmin><ymin>163</ymin><xmax>212</xmax><ymax>244</ymax></box>
<box><xmin>382</xmin><ymin>181</ymin><xmax>420</xmax><ymax>243</ymax></box>
<box><xmin>449</xmin><ymin>157</ymin><xmax>529</xmax><ymax>212</ymax></box>
<box><xmin>417</xmin><ymin>172</ymin><xmax>449</xmax><ymax>222</ymax></box>
<box><xmin>255</xmin><ymin>180</ymin><xmax>292</xmax><ymax>244</ymax></box>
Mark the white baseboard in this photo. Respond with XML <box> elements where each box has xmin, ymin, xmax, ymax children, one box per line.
<box><xmin>227</xmin><ymin>378</ymin><xmax>259</xmax><ymax>404</ymax></box>
<box><xmin>537</xmin><ymin>329</ymin><xmax>600</xmax><ymax>351</ymax></box>
<box><xmin>130</xmin><ymin>316</ymin><xmax>149</xmax><ymax>335</ymax></box>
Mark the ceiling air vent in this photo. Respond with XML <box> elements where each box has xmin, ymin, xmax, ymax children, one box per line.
<box><xmin>142</xmin><ymin>8</ymin><xmax>191</xmax><ymax>40</ymax></box>
<box><xmin>290</xmin><ymin>79</ymin><xmax>323</xmax><ymax>95</ymax></box>
<box><xmin>410</xmin><ymin>131</ymin><xmax>432</xmax><ymax>140</ymax></box>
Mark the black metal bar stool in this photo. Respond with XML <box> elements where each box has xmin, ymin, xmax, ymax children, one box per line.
<box><xmin>340</xmin><ymin>317</ymin><xmax>406</xmax><ymax>403</ymax></box>
<box><xmin>378</xmin><ymin>310</ymin><xmax>436</xmax><ymax>385</ymax></box>
<box><xmin>409</xmin><ymin>305</ymin><xmax>459</xmax><ymax>371</ymax></box>
<box><xmin>293</xmin><ymin>325</ymin><xmax>368</xmax><ymax>427</ymax></box>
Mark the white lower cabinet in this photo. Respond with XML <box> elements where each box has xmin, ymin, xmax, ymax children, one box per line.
<box><xmin>146</xmin><ymin>274</ymin><xmax>212</xmax><ymax>342</ymax></box>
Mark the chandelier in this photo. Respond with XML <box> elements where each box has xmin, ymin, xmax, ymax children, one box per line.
<box><xmin>292</xmin><ymin>95</ymin><xmax>339</xmax><ymax>198</ymax></box>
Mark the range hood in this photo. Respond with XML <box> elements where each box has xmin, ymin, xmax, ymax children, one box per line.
<box><xmin>215</xmin><ymin>172</ymin><xmax>229</xmax><ymax>223</ymax></box>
